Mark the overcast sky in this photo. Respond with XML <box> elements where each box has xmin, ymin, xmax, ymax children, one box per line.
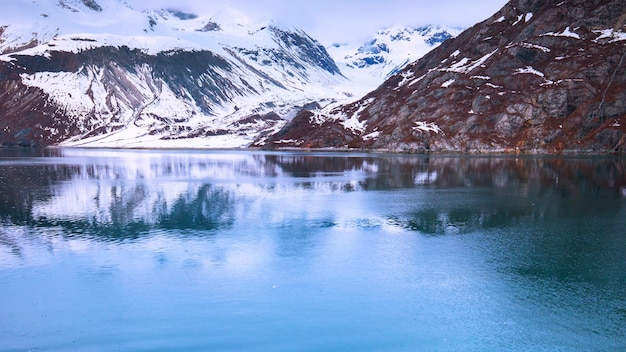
<box><xmin>126</xmin><ymin>0</ymin><xmax>509</xmax><ymax>45</ymax></box>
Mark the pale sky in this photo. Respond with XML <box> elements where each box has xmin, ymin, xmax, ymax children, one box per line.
<box><xmin>125</xmin><ymin>0</ymin><xmax>509</xmax><ymax>45</ymax></box>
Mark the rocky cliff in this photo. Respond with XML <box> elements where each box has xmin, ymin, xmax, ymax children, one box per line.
<box><xmin>262</xmin><ymin>0</ymin><xmax>626</xmax><ymax>154</ymax></box>
<box><xmin>0</xmin><ymin>0</ymin><xmax>346</xmax><ymax>148</ymax></box>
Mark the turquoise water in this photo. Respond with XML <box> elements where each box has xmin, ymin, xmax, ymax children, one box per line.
<box><xmin>0</xmin><ymin>149</ymin><xmax>625</xmax><ymax>351</ymax></box>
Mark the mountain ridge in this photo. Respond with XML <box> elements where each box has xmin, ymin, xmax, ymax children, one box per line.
<box><xmin>5</xmin><ymin>0</ymin><xmax>621</xmax><ymax>154</ymax></box>
<box><xmin>262</xmin><ymin>0</ymin><xmax>626</xmax><ymax>154</ymax></box>
<box><xmin>0</xmin><ymin>0</ymin><xmax>349</xmax><ymax>148</ymax></box>
<box><xmin>329</xmin><ymin>25</ymin><xmax>462</xmax><ymax>88</ymax></box>
<box><xmin>0</xmin><ymin>0</ymin><xmax>461</xmax><ymax>149</ymax></box>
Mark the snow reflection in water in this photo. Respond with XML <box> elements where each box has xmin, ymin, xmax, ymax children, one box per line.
<box><xmin>0</xmin><ymin>149</ymin><xmax>625</xmax><ymax>351</ymax></box>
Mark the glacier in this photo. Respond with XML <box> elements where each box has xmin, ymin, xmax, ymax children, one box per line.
<box><xmin>0</xmin><ymin>0</ymin><xmax>460</xmax><ymax>149</ymax></box>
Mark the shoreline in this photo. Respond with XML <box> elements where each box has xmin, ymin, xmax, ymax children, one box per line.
<box><xmin>1</xmin><ymin>144</ymin><xmax>625</xmax><ymax>158</ymax></box>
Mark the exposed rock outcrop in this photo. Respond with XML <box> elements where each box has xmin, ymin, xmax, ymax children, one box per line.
<box><xmin>0</xmin><ymin>25</ymin><xmax>343</xmax><ymax>147</ymax></box>
<box><xmin>262</xmin><ymin>0</ymin><xmax>626</xmax><ymax>154</ymax></box>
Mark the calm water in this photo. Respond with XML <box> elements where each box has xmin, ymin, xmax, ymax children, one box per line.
<box><xmin>1</xmin><ymin>149</ymin><xmax>625</xmax><ymax>351</ymax></box>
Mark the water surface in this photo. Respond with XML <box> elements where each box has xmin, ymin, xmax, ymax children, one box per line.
<box><xmin>1</xmin><ymin>149</ymin><xmax>625</xmax><ymax>351</ymax></box>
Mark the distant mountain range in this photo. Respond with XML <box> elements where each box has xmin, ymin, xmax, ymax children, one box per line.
<box><xmin>329</xmin><ymin>25</ymin><xmax>462</xmax><ymax>83</ymax></box>
<box><xmin>0</xmin><ymin>0</ymin><xmax>459</xmax><ymax>148</ymax></box>
<box><xmin>0</xmin><ymin>0</ymin><xmax>341</xmax><ymax>148</ymax></box>
<box><xmin>264</xmin><ymin>0</ymin><xmax>626</xmax><ymax>154</ymax></box>
<box><xmin>2</xmin><ymin>0</ymin><xmax>624</xmax><ymax>154</ymax></box>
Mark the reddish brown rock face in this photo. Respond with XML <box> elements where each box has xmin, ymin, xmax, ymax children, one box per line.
<box><xmin>0</xmin><ymin>73</ymin><xmax>69</xmax><ymax>147</ymax></box>
<box><xmin>262</xmin><ymin>0</ymin><xmax>626</xmax><ymax>154</ymax></box>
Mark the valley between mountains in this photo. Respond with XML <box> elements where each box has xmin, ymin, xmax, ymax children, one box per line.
<box><xmin>1</xmin><ymin>0</ymin><xmax>625</xmax><ymax>154</ymax></box>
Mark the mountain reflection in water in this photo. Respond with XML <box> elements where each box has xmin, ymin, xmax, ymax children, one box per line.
<box><xmin>1</xmin><ymin>149</ymin><xmax>625</xmax><ymax>351</ymax></box>
<box><xmin>0</xmin><ymin>149</ymin><xmax>625</xmax><ymax>243</ymax></box>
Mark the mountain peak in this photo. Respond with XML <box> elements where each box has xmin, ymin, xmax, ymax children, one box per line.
<box><xmin>0</xmin><ymin>0</ymin><xmax>349</xmax><ymax>148</ymax></box>
<box><xmin>262</xmin><ymin>0</ymin><xmax>626</xmax><ymax>154</ymax></box>
<box><xmin>328</xmin><ymin>24</ymin><xmax>462</xmax><ymax>93</ymax></box>
<box><xmin>201</xmin><ymin>5</ymin><xmax>272</xmax><ymax>35</ymax></box>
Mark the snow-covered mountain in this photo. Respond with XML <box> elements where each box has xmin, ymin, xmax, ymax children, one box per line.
<box><xmin>0</xmin><ymin>0</ymin><xmax>465</xmax><ymax>149</ymax></box>
<box><xmin>262</xmin><ymin>0</ymin><xmax>626</xmax><ymax>154</ymax></box>
<box><xmin>328</xmin><ymin>25</ymin><xmax>462</xmax><ymax>90</ymax></box>
<box><xmin>0</xmin><ymin>0</ymin><xmax>351</xmax><ymax>148</ymax></box>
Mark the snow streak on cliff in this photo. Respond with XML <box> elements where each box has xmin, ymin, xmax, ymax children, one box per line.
<box><xmin>0</xmin><ymin>0</ymin><xmax>348</xmax><ymax>147</ymax></box>
<box><xmin>263</xmin><ymin>0</ymin><xmax>626</xmax><ymax>154</ymax></box>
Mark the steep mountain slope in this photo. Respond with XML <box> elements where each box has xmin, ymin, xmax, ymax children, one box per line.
<box><xmin>0</xmin><ymin>0</ymin><xmax>346</xmax><ymax>147</ymax></box>
<box><xmin>263</xmin><ymin>0</ymin><xmax>626</xmax><ymax>154</ymax></box>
